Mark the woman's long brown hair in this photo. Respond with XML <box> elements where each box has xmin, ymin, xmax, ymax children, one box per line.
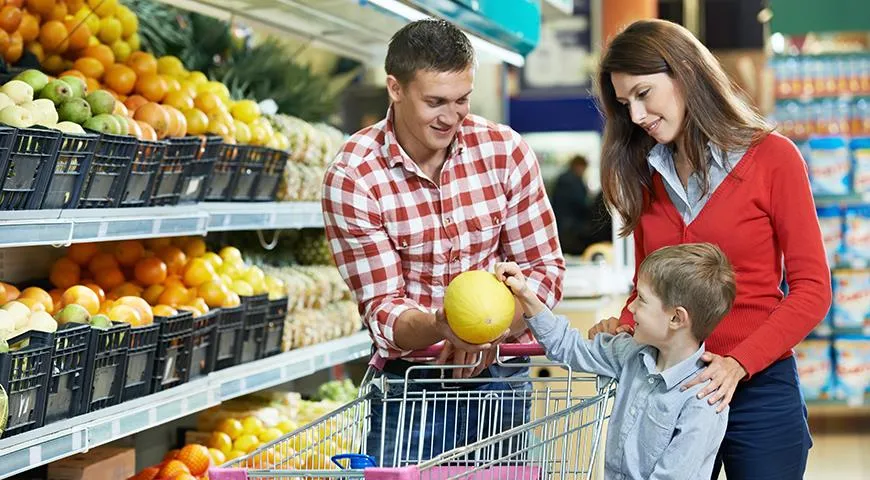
<box><xmin>596</xmin><ymin>19</ymin><xmax>772</xmax><ymax>237</ymax></box>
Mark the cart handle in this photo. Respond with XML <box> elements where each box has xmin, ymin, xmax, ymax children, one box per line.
<box><xmin>406</xmin><ymin>343</ymin><xmax>546</xmax><ymax>358</ymax></box>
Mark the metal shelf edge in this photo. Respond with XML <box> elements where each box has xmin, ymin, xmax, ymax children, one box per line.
<box><xmin>0</xmin><ymin>332</ymin><xmax>372</xmax><ymax>479</ymax></box>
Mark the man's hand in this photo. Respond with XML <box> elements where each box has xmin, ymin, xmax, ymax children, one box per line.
<box><xmin>434</xmin><ymin>309</ymin><xmax>509</xmax><ymax>378</ymax></box>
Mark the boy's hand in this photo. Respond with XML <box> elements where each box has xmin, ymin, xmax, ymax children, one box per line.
<box><xmin>587</xmin><ymin>317</ymin><xmax>634</xmax><ymax>339</ymax></box>
<box><xmin>495</xmin><ymin>262</ymin><xmax>531</xmax><ymax>297</ymax></box>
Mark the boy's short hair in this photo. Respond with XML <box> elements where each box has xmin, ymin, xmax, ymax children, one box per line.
<box><xmin>638</xmin><ymin>243</ymin><xmax>736</xmax><ymax>341</ymax></box>
<box><xmin>385</xmin><ymin>19</ymin><xmax>476</xmax><ymax>84</ymax></box>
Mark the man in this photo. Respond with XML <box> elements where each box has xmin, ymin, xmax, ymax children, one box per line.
<box><xmin>322</xmin><ymin>18</ymin><xmax>565</xmax><ymax>467</ymax></box>
<box><xmin>550</xmin><ymin>155</ymin><xmax>593</xmax><ymax>255</ymax></box>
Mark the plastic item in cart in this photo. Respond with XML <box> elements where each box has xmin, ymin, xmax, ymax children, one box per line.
<box><xmin>852</xmin><ymin>137</ymin><xmax>870</xmax><ymax>194</ymax></box>
<box><xmin>843</xmin><ymin>206</ymin><xmax>870</xmax><ymax>266</ymax></box>
<box><xmin>833</xmin><ymin>337</ymin><xmax>870</xmax><ymax>404</ymax></box>
<box><xmin>807</xmin><ymin>136</ymin><xmax>850</xmax><ymax>195</ymax></box>
<box><xmin>831</xmin><ymin>269</ymin><xmax>870</xmax><ymax>330</ymax></box>
<box><xmin>816</xmin><ymin>205</ymin><xmax>843</xmax><ymax>267</ymax></box>
<box><xmin>794</xmin><ymin>340</ymin><xmax>833</xmax><ymax>400</ymax></box>
<box><xmin>332</xmin><ymin>454</ymin><xmax>377</xmax><ymax>469</ymax></box>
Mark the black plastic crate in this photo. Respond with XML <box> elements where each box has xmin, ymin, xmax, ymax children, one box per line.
<box><xmin>188</xmin><ymin>309</ymin><xmax>219</xmax><ymax>380</ymax></box>
<box><xmin>201</xmin><ymin>143</ymin><xmax>243</xmax><ymax>201</ymax></box>
<box><xmin>119</xmin><ymin>139</ymin><xmax>166</xmax><ymax>207</ymax></box>
<box><xmin>121</xmin><ymin>323</ymin><xmax>159</xmax><ymax>402</ymax></box>
<box><xmin>264</xmin><ymin>297</ymin><xmax>288</xmax><ymax>357</ymax></box>
<box><xmin>215</xmin><ymin>305</ymin><xmax>244</xmax><ymax>370</ymax></box>
<box><xmin>252</xmin><ymin>148</ymin><xmax>288</xmax><ymax>201</ymax></box>
<box><xmin>44</xmin><ymin>323</ymin><xmax>91</xmax><ymax>425</ymax></box>
<box><xmin>240</xmin><ymin>294</ymin><xmax>269</xmax><ymax>363</ymax></box>
<box><xmin>0</xmin><ymin>126</ymin><xmax>59</xmax><ymax>210</ymax></box>
<box><xmin>151</xmin><ymin>311</ymin><xmax>194</xmax><ymax>393</ymax></box>
<box><xmin>40</xmin><ymin>132</ymin><xmax>99</xmax><ymax>209</ymax></box>
<box><xmin>0</xmin><ymin>330</ymin><xmax>52</xmax><ymax>438</ymax></box>
<box><xmin>150</xmin><ymin>136</ymin><xmax>200</xmax><ymax>206</ymax></box>
<box><xmin>228</xmin><ymin>146</ymin><xmax>265</xmax><ymax>201</ymax></box>
<box><xmin>77</xmin><ymin>131</ymin><xmax>137</xmax><ymax>208</ymax></box>
<box><xmin>179</xmin><ymin>135</ymin><xmax>221</xmax><ymax>203</ymax></box>
<box><xmin>81</xmin><ymin>322</ymin><xmax>130</xmax><ymax>413</ymax></box>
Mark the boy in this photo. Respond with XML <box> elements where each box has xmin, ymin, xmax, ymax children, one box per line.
<box><xmin>495</xmin><ymin>242</ymin><xmax>735</xmax><ymax>480</ymax></box>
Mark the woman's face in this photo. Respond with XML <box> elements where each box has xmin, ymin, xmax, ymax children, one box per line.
<box><xmin>611</xmin><ymin>72</ymin><xmax>686</xmax><ymax>144</ymax></box>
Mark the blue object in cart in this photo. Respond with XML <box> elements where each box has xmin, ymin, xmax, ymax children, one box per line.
<box><xmin>332</xmin><ymin>453</ymin><xmax>378</xmax><ymax>469</ymax></box>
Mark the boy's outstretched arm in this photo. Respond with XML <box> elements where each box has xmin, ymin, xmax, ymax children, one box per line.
<box><xmin>647</xmin><ymin>400</ymin><xmax>729</xmax><ymax>480</ymax></box>
<box><xmin>496</xmin><ymin>262</ymin><xmax>635</xmax><ymax>377</ymax></box>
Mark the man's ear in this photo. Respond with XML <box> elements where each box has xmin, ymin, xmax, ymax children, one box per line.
<box><xmin>670</xmin><ymin>306</ymin><xmax>690</xmax><ymax>331</ymax></box>
<box><xmin>386</xmin><ymin>75</ymin><xmax>404</xmax><ymax>104</ymax></box>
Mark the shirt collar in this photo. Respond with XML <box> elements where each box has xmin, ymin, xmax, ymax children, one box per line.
<box><xmin>639</xmin><ymin>343</ymin><xmax>707</xmax><ymax>390</ymax></box>
<box><xmin>381</xmin><ymin>105</ymin><xmax>466</xmax><ymax>169</ymax></box>
<box><xmin>647</xmin><ymin>141</ymin><xmax>732</xmax><ymax>174</ymax></box>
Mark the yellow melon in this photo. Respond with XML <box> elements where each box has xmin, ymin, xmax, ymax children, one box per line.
<box><xmin>444</xmin><ymin>270</ymin><xmax>515</xmax><ymax>344</ymax></box>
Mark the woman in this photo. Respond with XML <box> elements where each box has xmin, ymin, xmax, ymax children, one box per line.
<box><xmin>587</xmin><ymin>19</ymin><xmax>831</xmax><ymax>479</ymax></box>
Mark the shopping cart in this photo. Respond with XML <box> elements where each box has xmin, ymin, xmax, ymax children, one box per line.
<box><xmin>210</xmin><ymin>343</ymin><xmax>615</xmax><ymax>479</ymax></box>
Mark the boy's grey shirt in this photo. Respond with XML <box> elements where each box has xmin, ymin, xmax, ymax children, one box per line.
<box><xmin>526</xmin><ymin>309</ymin><xmax>728</xmax><ymax>480</ymax></box>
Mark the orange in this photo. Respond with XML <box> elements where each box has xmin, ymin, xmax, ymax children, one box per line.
<box><xmin>157</xmin><ymin>285</ymin><xmax>188</xmax><ymax>307</ymax></box>
<box><xmin>17</xmin><ymin>297</ymin><xmax>46</xmax><ymax>312</ymax></box>
<box><xmin>88</xmin><ymin>251</ymin><xmax>118</xmax><ymax>273</ymax></box>
<box><xmin>104</xmin><ymin>63</ymin><xmax>136</xmax><ymax>95</ymax></box>
<box><xmin>135</xmin><ymin>72</ymin><xmax>167</xmax><ymax>103</ymax></box>
<box><xmin>170</xmin><ymin>474</ymin><xmax>197</xmax><ymax>480</ymax></box>
<box><xmin>107</xmin><ymin>282</ymin><xmax>143</xmax><ymax>300</ymax></box>
<box><xmin>162</xmin><ymin>90</ymin><xmax>193</xmax><ymax>111</ymax></box>
<box><xmin>63</xmin><ymin>18</ymin><xmax>90</xmax><ymax>51</ymax></box>
<box><xmin>0</xmin><ymin>30</ymin><xmax>9</xmax><ymax>57</ymax></box>
<box><xmin>152</xmin><ymin>304</ymin><xmax>177</xmax><ymax>317</ymax></box>
<box><xmin>176</xmin><ymin>444</ymin><xmax>211</xmax><ymax>476</ymax></box>
<box><xmin>0</xmin><ymin>6</ymin><xmax>23</xmax><ymax>32</ymax></box>
<box><xmin>124</xmin><ymin>94</ymin><xmax>148</xmax><ymax>114</ymax></box>
<box><xmin>113</xmin><ymin>240</ymin><xmax>145</xmax><ymax>267</ymax></box>
<box><xmin>39</xmin><ymin>20</ymin><xmax>68</xmax><ymax>53</ymax></box>
<box><xmin>107</xmin><ymin>303</ymin><xmax>143</xmax><ymax>326</ymax></box>
<box><xmin>94</xmin><ymin>267</ymin><xmax>125</xmax><ymax>291</ymax></box>
<box><xmin>163</xmin><ymin>105</ymin><xmax>186</xmax><ymax>137</ymax></box>
<box><xmin>58</xmin><ymin>69</ymin><xmax>87</xmax><ymax>83</ymax></box>
<box><xmin>48</xmin><ymin>288</ymin><xmax>63</xmax><ymax>313</ymax></box>
<box><xmin>46</xmin><ymin>1</ymin><xmax>66</xmax><ymax>21</ymax></box>
<box><xmin>157</xmin><ymin>246</ymin><xmax>187</xmax><ymax>275</ymax></box>
<box><xmin>85</xmin><ymin>77</ymin><xmax>100</xmax><ymax>96</ymax></box>
<box><xmin>20</xmin><ymin>287</ymin><xmax>53</xmax><ymax>312</ymax></box>
<box><xmin>17</xmin><ymin>12</ymin><xmax>39</xmax><ymax>42</ymax></box>
<box><xmin>164</xmin><ymin>449</ymin><xmax>179</xmax><ymax>461</ymax></box>
<box><xmin>50</xmin><ymin>257</ymin><xmax>81</xmax><ymax>289</ymax></box>
<box><xmin>194</xmin><ymin>91</ymin><xmax>225</xmax><ymax>114</ymax></box>
<box><xmin>134</xmin><ymin>257</ymin><xmax>168</xmax><ymax>286</ymax></box>
<box><xmin>41</xmin><ymin>53</ymin><xmax>65</xmax><ymax>74</ymax></box>
<box><xmin>83</xmin><ymin>282</ymin><xmax>106</xmax><ymax>304</ymax></box>
<box><xmin>164</xmin><ymin>275</ymin><xmax>185</xmax><ymax>289</ymax></box>
<box><xmin>25</xmin><ymin>0</ymin><xmax>54</xmax><ymax>17</ymax></box>
<box><xmin>182</xmin><ymin>258</ymin><xmax>215</xmax><ymax>288</ymax></box>
<box><xmin>67</xmin><ymin>242</ymin><xmax>100</xmax><ymax>266</ymax></box>
<box><xmin>61</xmin><ymin>285</ymin><xmax>100</xmax><ymax>315</ymax></box>
<box><xmin>126</xmin><ymin>51</ymin><xmax>157</xmax><ymax>77</ymax></box>
<box><xmin>142</xmin><ymin>284</ymin><xmax>164</xmax><ymax>305</ymax></box>
<box><xmin>82</xmin><ymin>43</ymin><xmax>114</xmax><ymax>69</ymax></box>
<box><xmin>73</xmin><ymin>56</ymin><xmax>103</xmax><ymax>80</ymax></box>
<box><xmin>157</xmin><ymin>460</ymin><xmax>189</xmax><ymax>480</ymax></box>
<box><xmin>182</xmin><ymin>108</ymin><xmax>208</xmax><ymax>136</ymax></box>
<box><xmin>5</xmin><ymin>31</ymin><xmax>22</xmax><ymax>63</ymax></box>
<box><xmin>115</xmin><ymin>296</ymin><xmax>153</xmax><ymax>324</ymax></box>
<box><xmin>184</xmin><ymin>238</ymin><xmax>207</xmax><ymax>258</ymax></box>
<box><xmin>134</xmin><ymin>102</ymin><xmax>170</xmax><ymax>139</ymax></box>
<box><xmin>137</xmin><ymin>121</ymin><xmax>157</xmax><ymax>141</ymax></box>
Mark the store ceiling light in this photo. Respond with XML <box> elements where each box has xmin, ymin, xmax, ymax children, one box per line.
<box><xmin>366</xmin><ymin>0</ymin><xmax>527</xmax><ymax>67</ymax></box>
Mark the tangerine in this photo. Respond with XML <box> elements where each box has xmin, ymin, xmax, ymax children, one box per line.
<box><xmin>63</xmin><ymin>18</ymin><xmax>90</xmax><ymax>51</ymax></box>
<box><xmin>134</xmin><ymin>73</ymin><xmax>167</xmax><ymax>103</ymax></box>
<box><xmin>17</xmin><ymin>12</ymin><xmax>38</xmax><ymax>42</ymax></box>
<box><xmin>103</xmin><ymin>63</ymin><xmax>136</xmax><ymax>95</ymax></box>
<box><xmin>0</xmin><ymin>6</ymin><xmax>23</xmax><ymax>33</ymax></box>
<box><xmin>134</xmin><ymin>256</ymin><xmax>167</xmax><ymax>285</ymax></box>
<box><xmin>39</xmin><ymin>20</ymin><xmax>68</xmax><ymax>53</ymax></box>
<box><xmin>4</xmin><ymin>31</ymin><xmax>22</xmax><ymax>63</ymax></box>
<box><xmin>133</xmin><ymin>102</ymin><xmax>169</xmax><ymax>138</ymax></box>
<box><xmin>67</xmin><ymin>242</ymin><xmax>99</xmax><ymax>265</ymax></box>
<box><xmin>50</xmin><ymin>257</ymin><xmax>81</xmax><ymax>289</ymax></box>
<box><xmin>136</xmin><ymin>121</ymin><xmax>157</xmax><ymax>141</ymax></box>
<box><xmin>94</xmin><ymin>267</ymin><xmax>125</xmax><ymax>291</ymax></box>
<box><xmin>126</xmin><ymin>51</ymin><xmax>156</xmax><ymax>77</ymax></box>
<box><xmin>73</xmin><ymin>56</ymin><xmax>103</xmax><ymax>79</ymax></box>
<box><xmin>82</xmin><ymin>43</ymin><xmax>114</xmax><ymax>69</ymax></box>
<box><xmin>176</xmin><ymin>444</ymin><xmax>210</xmax><ymax>476</ymax></box>
<box><xmin>61</xmin><ymin>285</ymin><xmax>100</xmax><ymax>315</ymax></box>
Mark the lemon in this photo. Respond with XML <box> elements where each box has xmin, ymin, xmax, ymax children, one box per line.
<box><xmin>258</xmin><ymin>427</ymin><xmax>283</xmax><ymax>444</ymax></box>
<box><xmin>233</xmin><ymin>434</ymin><xmax>261</xmax><ymax>454</ymax></box>
<box><xmin>241</xmin><ymin>416</ymin><xmax>265</xmax><ymax>436</ymax></box>
<box><xmin>217</xmin><ymin>417</ymin><xmax>244</xmax><ymax>440</ymax></box>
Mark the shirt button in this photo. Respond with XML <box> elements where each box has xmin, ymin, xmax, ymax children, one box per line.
<box><xmin>630</xmin><ymin>407</ymin><xmax>636</xmax><ymax>415</ymax></box>
<box><xmin>648</xmin><ymin>377</ymin><xmax>655</xmax><ymax>384</ymax></box>
<box><xmin>444</xmin><ymin>217</ymin><xmax>452</xmax><ymax>225</ymax></box>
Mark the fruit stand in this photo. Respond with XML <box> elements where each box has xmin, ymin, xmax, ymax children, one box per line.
<box><xmin>0</xmin><ymin>1</ymin><xmax>539</xmax><ymax>479</ymax></box>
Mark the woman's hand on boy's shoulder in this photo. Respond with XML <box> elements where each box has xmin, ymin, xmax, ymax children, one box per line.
<box><xmin>587</xmin><ymin>316</ymin><xmax>634</xmax><ymax>340</ymax></box>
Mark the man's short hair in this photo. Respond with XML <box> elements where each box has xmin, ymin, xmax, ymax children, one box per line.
<box><xmin>385</xmin><ymin>19</ymin><xmax>476</xmax><ymax>84</ymax></box>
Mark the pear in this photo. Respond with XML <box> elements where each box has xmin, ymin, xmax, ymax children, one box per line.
<box><xmin>85</xmin><ymin>90</ymin><xmax>116</xmax><ymax>116</ymax></box>
<box><xmin>19</xmin><ymin>102</ymin><xmax>45</xmax><ymax>125</ymax></box>
<box><xmin>13</xmin><ymin>70</ymin><xmax>49</xmax><ymax>95</ymax></box>
<box><xmin>89</xmin><ymin>314</ymin><xmax>112</xmax><ymax>329</ymax></box>
<box><xmin>39</xmin><ymin>79</ymin><xmax>73</xmax><ymax>106</ymax></box>
<box><xmin>59</xmin><ymin>76</ymin><xmax>86</xmax><ymax>99</ymax></box>
<box><xmin>0</xmin><ymin>105</ymin><xmax>35</xmax><ymax>128</ymax></box>
<box><xmin>0</xmin><ymin>80</ymin><xmax>34</xmax><ymax>105</ymax></box>
<box><xmin>54</xmin><ymin>304</ymin><xmax>90</xmax><ymax>326</ymax></box>
<box><xmin>33</xmin><ymin>99</ymin><xmax>58</xmax><ymax>126</ymax></box>
<box><xmin>0</xmin><ymin>93</ymin><xmax>14</xmax><ymax>112</ymax></box>
<box><xmin>55</xmin><ymin>121</ymin><xmax>86</xmax><ymax>135</ymax></box>
<box><xmin>1</xmin><ymin>301</ymin><xmax>31</xmax><ymax>330</ymax></box>
<box><xmin>84</xmin><ymin>114</ymin><xmax>120</xmax><ymax>135</ymax></box>
<box><xmin>58</xmin><ymin>98</ymin><xmax>92</xmax><ymax>125</ymax></box>
<box><xmin>113</xmin><ymin>114</ymin><xmax>129</xmax><ymax>135</ymax></box>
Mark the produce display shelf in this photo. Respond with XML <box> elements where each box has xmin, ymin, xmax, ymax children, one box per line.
<box><xmin>0</xmin><ymin>331</ymin><xmax>371</xmax><ymax>479</ymax></box>
<box><xmin>0</xmin><ymin>201</ymin><xmax>323</xmax><ymax>247</ymax></box>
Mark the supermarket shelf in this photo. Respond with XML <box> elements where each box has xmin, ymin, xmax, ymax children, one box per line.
<box><xmin>0</xmin><ymin>331</ymin><xmax>371</xmax><ymax>479</ymax></box>
<box><xmin>0</xmin><ymin>202</ymin><xmax>323</xmax><ymax>247</ymax></box>
<box><xmin>808</xmin><ymin>400</ymin><xmax>870</xmax><ymax>416</ymax></box>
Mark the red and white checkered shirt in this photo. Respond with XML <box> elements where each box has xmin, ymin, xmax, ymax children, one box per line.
<box><xmin>322</xmin><ymin>109</ymin><xmax>565</xmax><ymax>360</ymax></box>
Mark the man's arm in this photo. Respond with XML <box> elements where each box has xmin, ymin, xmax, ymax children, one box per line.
<box><xmin>500</xmin><ymin>132</ymin><xmax>566</xmax><ymax>336</ymax></box>
<box><xmin>647</xmin><ymin>401</ymin><xmax>729</xmax><ymax>480</ymax></box>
